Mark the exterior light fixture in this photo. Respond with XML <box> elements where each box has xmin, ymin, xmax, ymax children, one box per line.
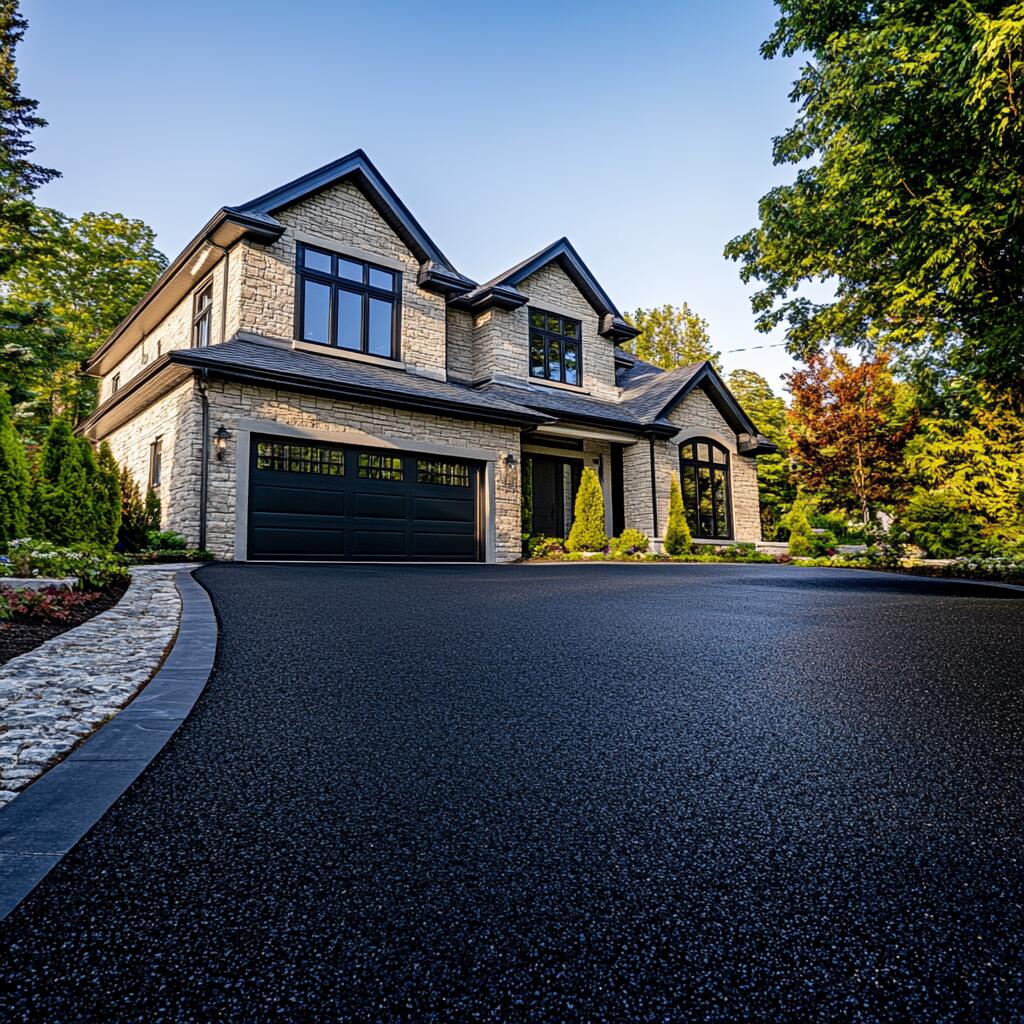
<box><xmin>214</xmin><ymin>424</ymin><xmax>229</xmax><ymax>461</ymax></box>
<box><xmin>503</xmin><ymin>452</ymin><xmax>517</xmax><ymax>469</ymax></box>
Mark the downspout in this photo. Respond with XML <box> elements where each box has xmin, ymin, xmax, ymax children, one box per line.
<box><xmin>198</xmin><ymin>370</ymin><xmax>210</xmax><ymax>551</ymax></box>
<box><xmin>648</xmin><ymin>435</ymin><xmax>659</xmax><ymax>537</ymax></box>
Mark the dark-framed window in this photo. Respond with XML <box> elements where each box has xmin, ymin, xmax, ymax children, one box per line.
<box><xmin>417</xmin><ymin>459</ymin><xmax>470</xmax><ymax>487</ymax></box>
<box><xmin>679</xmin><ymin>438</ymin><xmax>731</xmax><ymax>540</ymax></box>
<box><xmin>528</xmin><ymin>308</ymin><xmax>581</xmax><ymax>386</ymax></box>
<box><xmin>256</xmin><ymin>441</ymin><xmax>344</xmax><ymax>476</ymax></box>
<box><xmin>149</xmin><ymin>436</ymin><xmax>163</xmax><ymax>489</ymax></box>
<box><xmin>296</xmin><ymin>243</ymin><xmax>401</xmax><ymax>360</ymax></box>
<box><xmin>192</xmin><ymin>281</ymin><xmax>214</xmax><ymax>347</ymax></box>
<box><xmin>111</xmin><ymin>373</ymin><xmax>120</xmax><ymax>395</ymax></box>
<box><xmin>358</xmin><ymin>452</ymin><xmax>403</xmax><ymax>481</ymax></box>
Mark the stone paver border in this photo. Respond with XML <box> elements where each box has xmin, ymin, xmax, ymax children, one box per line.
<box><xmin>0</xmin><ymin>569</ymin><xmax>217</xmax><ymax>920</ymax></box>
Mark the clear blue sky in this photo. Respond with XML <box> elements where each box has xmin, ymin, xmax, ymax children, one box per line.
<box><xmin>20</xmin><ymin>0</ymin><xmax>802</xmax><ymax>388</ymax></box>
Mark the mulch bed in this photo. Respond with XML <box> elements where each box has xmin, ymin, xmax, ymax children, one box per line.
<box><xmin>0</xmin><ymin>581</ymin><xmax>129</xmax><ymax>668</ymax></box>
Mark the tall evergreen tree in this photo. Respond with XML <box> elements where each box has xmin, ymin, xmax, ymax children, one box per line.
<box><xmin>0</xmin><ymin>387</ymin><xmax>29</xmax><ymax>540</ymax></box>
<box><xmin>0</xmin><ymin>1</ymin><xmax>59</xmax><ymax>277</ymax></box>
<box><xmin>95</xmin><ymin>441</ymin><xmax>122</xmax><ymax>550</ymax></box>
<box><xmin>31</xmin><ymin>416</ymin><xmax>91</xmax><ymax>544</ymax></box>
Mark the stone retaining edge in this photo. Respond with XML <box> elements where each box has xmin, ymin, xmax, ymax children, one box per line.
<box><xmin>0</xmin><ymin>569</ymin><xmax>218</xmax><ymax>921</ymax></box>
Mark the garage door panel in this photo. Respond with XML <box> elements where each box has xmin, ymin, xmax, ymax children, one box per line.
<box><xmin>411</xmin><ymin>532</ymin><xmax>476</xmax><ymax>558</ymax></box>
<box><xmin>413</xmin><ymin>495</ymin><xmax>475</xmax><ymax>523</ymax></box>
<box><xmin>248</xmin><ymin>435</ymin><xmax>480</xmax><ymax>562</ymax></box>
<box><xmin>352</xmin><ymin>490</ymin><xmax>407</xmax><ymax>520</ymax></box>
<box><xmin>250</xmin><ymin>527</ymin><xmax>347</xmax><ymax>558</ymax></box>
<box><xmin>251</xmin><ymin>483</ymin><xmax>345</xmax><ymax>517</ymax></box>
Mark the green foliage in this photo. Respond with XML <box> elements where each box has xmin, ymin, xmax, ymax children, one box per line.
<box><xmin>727</xmin><ymin>368</ymin><xmax>795</xmax><ymax>537</ymax></box>
<box><xmin>566</xmin><ymin>467</ymin><xmax>607</xmax><ymax>552</ymax></box>
<box><xmin>31</xmin><ymin>417</ymin><xmax>92</xmax><ymax>545</ymax></box>
<box><xmin>145</xmin><ymin>529</ymin><xmax>186</xmax><ymax>551</ymax></box>
<box><xmin>3</xmin><ymin>538</ymin><xmax>129</xmax><ymax>590</ymax></box>
<box><xmin>863</xmin><ymin>521</ymin><xmax>911</xmax><ymax>569</ymax></box>
<box><xmin>527</xmin><ymin>535</ymin><xmax>567</xmax><ymax>559</ymax></box>
<box><xmin>621</xmin><ymin>303</ymin><xmax>721</xmax><ymax>371</ymax></box>
<box><xmin>94</xmin><ymin>441</ymin><xmax>122</xmax><ymax>550</ymax></box>
<box><xmin>725</xmin><ymin>2</ymin><xmax>1024</xmax><ymax>398</ymax></box>
<box><xmin>6</xmin><ymin>208</ymin><xmax>167</xmax><ymax>421</ymax></box>
<box><xmin>0</xmin><ymin>584</ymin><xmax>103</xmax><ymax>622</ymax></box>
<box><xmin>118</xmin><ymin>465</ymin><xmax>149</xmax><ymax>551</ymax></box>
<box><xmin>780</xmin><ymin>493</ymin><xmax>816</xmax><ymax>557</ymax></box>
<box><xmin>0</xmin><ymin>388</ymin><xmax>29</xmax><ymax>540</ymax></box>
<box><xmin>663</xmin><ymin>473</ymin><xmax>693</xmax><ymax>556</ymax></box>
<box><xmin>905</xmin><ymin>390</ymin><xmax>1024</xmax><ymax>527</ymax></box>
<box><xmin>609</xmin><ymin>529</ymin><xmax>650</xmax><ymax>558</ymax></box>
<box><xmin>900</xmin><ymin>488</ymin><xmax>986</xmax><ymax>558</ymax></box>
<box><xmin>0</xmin><ymin>2</ymin><xmax>60</xmax><ymax>278</ymax></box>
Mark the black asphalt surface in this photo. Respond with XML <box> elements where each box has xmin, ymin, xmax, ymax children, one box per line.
<box><xmin>2</xmin><ymin>564</ymin><xmax>1024</xmax><ymax>1022</ymax></box>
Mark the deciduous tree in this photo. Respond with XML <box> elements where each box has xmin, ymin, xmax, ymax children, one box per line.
<box><xmin>725</xmin><ymin>1</ymin><xmax>1024</xmax><ymax>398</ymax></box>
<box><xmin>786</xmin><ymin>349</ymin><xmax>917</xmax><ymax>525</ymax></box>
<box><xmin>622</xmin><ymin>303</ymin><xmax>720</xmax><ymax>371</ymax></box>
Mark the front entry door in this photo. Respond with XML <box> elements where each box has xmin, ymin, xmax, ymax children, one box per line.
<box><xmin>527</xmin><ymin>455</ymin><xmax>583</xmax><ymax>539</ymax></box>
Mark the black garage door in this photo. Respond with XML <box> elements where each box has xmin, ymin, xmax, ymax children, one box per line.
<box><xmin>247</xmin><ymin>435</ymin><xmax>481</xmax><ymax>561</ymax></box>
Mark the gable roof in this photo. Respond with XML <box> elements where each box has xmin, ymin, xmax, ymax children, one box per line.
<box><xmin>452</xmin><ymin>237</ymin><xmax>640</xmax><ymax>342</ymax></box>
<box><xmin>231</xmin><ymin>149</ymin><xmax>475</xmax><ymax>296</ymax></box>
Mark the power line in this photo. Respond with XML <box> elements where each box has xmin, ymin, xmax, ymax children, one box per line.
<box><xmin>721</xmin><ymin>341</ymin><xmax>788</xmax><ymax>354</ymax></box>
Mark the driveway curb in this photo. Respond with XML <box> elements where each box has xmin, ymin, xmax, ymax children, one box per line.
<box><xmin>0</xmin><ymin>569</ymin><xmax>217</xmax><ymax>921</ymax></box>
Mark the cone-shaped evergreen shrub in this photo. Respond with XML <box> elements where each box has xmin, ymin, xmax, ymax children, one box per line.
<box><xmin>95</xmin><ymin>442</ymin><xmax>123</xmax><ymax>550</ymax></box>
<box><xmin>566</xmin><ymin>466</ymin><xmax>607</xmax><ymax>552</ymax></box>
<box><xmin>663</xmin><ymin>473</ymin><xmax>693</xmax><ymax>555</ymax></box>
<box><xmin>781</xmin><ymin>493</ymin><xmax>815</xmax><ymax>556</ymax></box>
<box><xmin>118</xmin><ymin>465</ymin><xmax>149</xmax><ymax>551</ymax></box>
<box><xmin>31</xmin><ymin>418</ymin><xmax>94</xmax><ymax>545</ymax></box>
<box><xmin>0</xmin><ymin>391</ymin><xmax>30</xmax><ymax>542</ymax></box>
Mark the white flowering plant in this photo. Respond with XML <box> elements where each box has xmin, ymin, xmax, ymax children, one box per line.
<box><xmin>2</xmin><ymin>539</ymin><xmax>130</xmax><ymax>590</ymax></box>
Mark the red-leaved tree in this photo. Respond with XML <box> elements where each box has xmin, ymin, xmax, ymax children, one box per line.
<box><xmin>785</xmin><ymin>350</ymin><xmax>917</xmax><ymax>525</ymax></box>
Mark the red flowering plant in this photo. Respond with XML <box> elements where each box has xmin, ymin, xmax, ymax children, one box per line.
<box><xmin>0</xmin><ymin>586</ymin><xmax>101</xmax><ymax>623</ymax></box>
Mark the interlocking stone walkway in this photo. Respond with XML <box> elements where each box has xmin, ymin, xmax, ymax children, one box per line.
<box><xmin>0</xmin><ymin>566</ymin><xmax>188</xmax><ymax>806</ymax></box>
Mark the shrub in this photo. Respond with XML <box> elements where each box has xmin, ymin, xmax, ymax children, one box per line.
<box><xmin>528</xmin><ymin>535</ymin><xmax>567</xmax><ymax>559</ymax></box>
<box><xmin>146</xmin><ymin>529</ymin><xmax>187</xmax><ymax>551</ymax></box>
<box><xmin>0</xmin><ymin>584</ymin><xmax>103</xmax><ymax>622</ymax></box>
<box><xmin>780</xmin><ymin>494</ymin><xmax>816</xmax><ymax>556</ymax></box>
<box><xmin>31</xmin><ymin>418</ymin><xmax>94</xmax><ymax>546</ymax></box>
<box><xmin>566</xmin><ymin>467</ymin><xmax>607</xmax><ymax>552</ymax></box>
<box><xmin>863</xmin><ymin>521</ymin><xmax>910</xmax><ymax>569</ymax></box>
<box><xmin>124</xmin><ymin>548</ymin><xmax>214</xmax><ymax>564</ymax></box>
<box><xmin>94</xmin><ymin>442</ymin><xmax>123</xmax><ymax>550</ymax></box>
<box><xmin>663</xmin><ymin>473</ymin><xmax>693</xmax><ymax>556</ymax></box>
<box><xmin>900</xmin><ymin>488</ymin><xmax>985</xmax><ymax>558</ymax></box>
<box><xmin>4</xmin><ymin>538</ymin><xmax>130</xmax><ymax>590</ymax></box>
<box><xmin>0</xmin><ymin>390</ymin><xmax>30</xmax><ymax>542</ymax></box>
<box><xmin>609</xmin><ymin>528</ymin><xmax>650</xmax><ymax>558</ymax></box>
<box><xmin>810</xmin><ymin>529</ymin><xmax>839</xmax><ymax>557</ymax></box>
<box><xmin>118</xmin><ymin>466</ymin><xmax>160</xmax><ymax>551</ymax></box>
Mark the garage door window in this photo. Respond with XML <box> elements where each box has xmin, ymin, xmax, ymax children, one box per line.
<box><xmin>358</xmin><ymin>452</ymin><xmax>403</xmax><ymax>481</ymax></box>
<box><xmin>417</xmin><ymin>459</ymin><xmax>470</xmax><ymax>487</ymax></box>
<box><xmin>257</xmin><ymin>441</ymin><xmax>344</xmax><ymax>476</ymax></box>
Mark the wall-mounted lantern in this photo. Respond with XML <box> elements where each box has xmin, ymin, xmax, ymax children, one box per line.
<box><xmin>214</xmin><ymin>424</ymin><xmax>230</xmax><ymax>461</ymax></box>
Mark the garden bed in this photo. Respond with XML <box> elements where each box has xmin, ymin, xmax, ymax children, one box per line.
<box><xmin>0</xmin><ymin>581</ymin><xmax>129</xmax><ymax>667</ymax></box>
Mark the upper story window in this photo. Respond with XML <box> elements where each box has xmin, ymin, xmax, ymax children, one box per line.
<box><xmin>528</xmin><ymin>308</ymin><xmax>581</xmax><ymax>386</ymax></box>
<box><xmin>296</xmin><ymin>243</ymin><xmax>401</xmax><ymax>360</ymax></box>
<box><xmin>111</xmin><ymin>373</ymin><xmax>120</xmax><ymax>396</ymax></box>
<box><xmin>149</xmin><ymin>436</ymin><xmax>164</xmax><ymax>489</ymax></box>
<box><xmin>192</xmin><ymin>281</ymin><xmax>214</xmax><ymax>347</ymax></box>
<box><xmin>679</xmin><ymin>438</ymin><xmax>731</xmax><ymax>540</ymax></box>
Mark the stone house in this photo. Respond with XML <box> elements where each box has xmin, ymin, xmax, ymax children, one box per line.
<box><xmin>81</xmin><ymin>151</ymin><xmax>776</xmax><ymax>562</ymax></box>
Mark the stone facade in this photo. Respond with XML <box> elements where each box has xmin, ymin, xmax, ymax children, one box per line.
<box><xmin>203</xmin><ymin>380</ymin><xmax>523</xmax><ymax>562</ymax></box>
<box><xmin>103</xmin><ymin>380</ymin><xmax>201</xmax><ymax>542</ymax></box>
<box><xmin>620</xmin><ymin>387</ymin><xmax>762</xmax><ymax>544</ymax></box>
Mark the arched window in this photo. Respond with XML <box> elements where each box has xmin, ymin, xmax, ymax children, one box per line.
<box><xmin>679</xmin><ymin>438</ymin><xmax>731</xmax><ymax>540</ymax></box>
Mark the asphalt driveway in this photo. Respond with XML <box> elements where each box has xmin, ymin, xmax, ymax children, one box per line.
<box><xmin>2</xmin><ymin>563</ymin><xmax>1024</xmax><ymax>1022</ymax></box>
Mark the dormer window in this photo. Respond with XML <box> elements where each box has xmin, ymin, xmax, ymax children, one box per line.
<box><xmin>528</xmin><ymin>309</ymin><xmax>581</xmax><ymax>386</ymax></box>
<box><xmin>296</xmin><ymin>243</ymin><xmax>401</xmax><ymax>360</ymax></box>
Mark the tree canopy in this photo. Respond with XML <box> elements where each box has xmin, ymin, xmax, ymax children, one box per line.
<box><xmin>725</xmin><ymin>1</ymin><xmax>1024</xmax><ymax>400</ymax></box>
<box><xmin>622</xmin><ymin>303</ymin><xmax>721</xmax><ymax>371</ymax></box>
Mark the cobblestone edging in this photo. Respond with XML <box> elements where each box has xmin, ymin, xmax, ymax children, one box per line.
<box><xmin>0</xmin><ymin>566</ymin><xmax>188</xmax><ymax>807</ymax></box>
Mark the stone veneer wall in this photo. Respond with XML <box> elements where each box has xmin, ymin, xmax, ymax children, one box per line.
<box><xmin>100</xmin><ymin>260</ymin><xmax>228</xmax><ymax>402</ymax></box>
<box><xmin>231</xmin><ymin>181</ymin><xmax>448</xmax><ymax>379</ymax></box>
<box><xmin>620</xmin><ymin>387</ymin><xmax>762</xmax><ymax>543</ymax></box>
<box><xmin>102</xmin><ymin>380</ymin><xmax>201</xmax><ymax>543</ymax></box>
<box><xmin>203</xmin><ymin>380</ymin><xmax>524</xmax><ymax>562</ymax></box>
<box><xmin>445</xmin><ymin>307</ymin><xmax>475</xmax><ymax>383</ymax></box>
